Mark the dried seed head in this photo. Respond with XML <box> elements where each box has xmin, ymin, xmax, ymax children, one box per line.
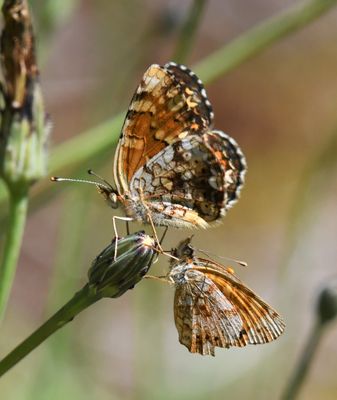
<box><xmin>1</xmin><ymin>0</ymin><xmax>38</xmax><ymax>109</ymax></box>
<box><xmin>0</xmin><ymin>0</ymin><xmax>49</xmax><ymax>190</ymax></box>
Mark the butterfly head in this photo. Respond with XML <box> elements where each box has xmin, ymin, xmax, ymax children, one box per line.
<box><xmin>96</xmin><ymin>185</ymin><xmax>119</xmax><ymax>209</ymax></box>
<box><xmin>171</xmin><ymin>236</ymin><xmax>195</xmax><ymax>265</ymax></box>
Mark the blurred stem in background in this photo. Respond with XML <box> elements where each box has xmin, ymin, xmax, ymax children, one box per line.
<box><xmin>30</xmin><ymin>0</ymin><xmax>79</xmax><ymax>61</ymax></box>
<box><xmin>0</xmin><ymin>0</ymin><xmax>336</xmax><ymax>223</ymax></box>
<box><xmin>173</xmin><ymin>0</ymin><xmax>207</xmax><ymax>64</ymax></box>
<box><xmin>282</xmin><ymin>279</ymin><xmax>337</xmax><ymax>400</ymax></box>
<box><xmin>0</xmin><ymin>232</ymin><xmax>156</xmax><ymax>378</ymax></box>
<box><xmin>0</xmin><ymin>0</ymin><xmax>50</xmax><ymax>321</ymax></box>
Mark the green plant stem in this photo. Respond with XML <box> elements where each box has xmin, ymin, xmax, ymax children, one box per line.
<box><xmin>0</xmin><ymin>189</ymin><xmax>29</xmax><ymax>321</ymax></box>
<box><xmin>0</xmin><ymin>0</ymin><xmax>336</xmax><ymax>212</ymax></box>
<box><xmin>194</xmin><ymin>0</ymin><xmax>337</xmax><ymax>84</ymax></box>
<box><xmin>0</xmin><ymin>284</ymin><xmax>101</xmax><ymax>377</ymax></box>
<box><xmin>27</xmin><ymin>188</ymin><xmax>95</xmax><ymax>400</ymax></box>
<box><xmin>281</xmin><ymin>321</ymin><xmax>324</xmax><ymax>400</ymax></box>
<box><xmin>173</xmin><ymin>0</ymin><xmax>207</xmax><ymax>64</ymax></box>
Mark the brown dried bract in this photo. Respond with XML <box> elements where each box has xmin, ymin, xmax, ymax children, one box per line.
<box><xmin>1</xmin><ymin>0</ymin><xmax>38</xmax><ymax>108</ymax></box>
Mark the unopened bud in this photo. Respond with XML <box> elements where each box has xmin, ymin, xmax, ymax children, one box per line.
<box><xmin>317</xmin><ymin>279</ymin><xmax>337</xmax><ymax>325</ymax></box>
<box><xmin>88</xmin><ymin>231</ymin><xmax>156</xmax><ymax>298</ymax></box>
<box><xmin>0</xmin><ymin>83</ymin><xmax>50</xmax><ymax>188</ymax></box>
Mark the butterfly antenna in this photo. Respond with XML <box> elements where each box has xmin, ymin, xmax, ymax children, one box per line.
<box><xmin>196</xmin><ymin>247</ymin><xmax>248</xmax><ymax>267</ymax></box>
<box><xmin>159</xmin><ymin>226</ymin><xmax>169</xmax><ymax>246</ymax></box>
<box><xmin>87</xmin><ymin>169</ymin><xmax>114</xmax><ymax>191</ymax></box>
<box><xmin>50</xmin><ymin>176</ymin><xmax>112</xmax><ymax>192</ymax></box>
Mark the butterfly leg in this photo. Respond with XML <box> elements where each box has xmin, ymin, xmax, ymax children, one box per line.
<box><xmin>146</xmin><ymin>226</ymin><xmax>170</xmax><ymax>265</ymax></box>
<box><xmin>144</xmin><ymin>212</ymin><xmax>178</xmax><ymax>262</ymax></box>
<box><xmin>159</xmin><ymin>226</ymin><xmax>168</xmax><ymax>245</ymax></box>
<box><xmin>137</xmin><ymin>188</ymin><xmax>161</xmax><ymax>248</ymax></box>
<box><xmin>146</xmin><ymin>211</ymin><xmax>179</xmax><ymax>261</ymax></box>
<box><xmin>144</xmin><ymin>275</ymin><xmax>171</xmax><ymax>284</ymax></box>
<box><xmin>112</xmin><ymin>215</ymin><xmax>134</xmax><ymax>260</ymax></box>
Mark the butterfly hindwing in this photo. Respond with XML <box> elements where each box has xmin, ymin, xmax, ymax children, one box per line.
<box><xmin>128</xmin><ymin>129</ymin><xmax>246</xmax><ymax>227</ymax></box>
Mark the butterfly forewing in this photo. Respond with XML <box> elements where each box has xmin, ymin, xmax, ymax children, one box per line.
<box><xmin>114</xmin><ymin>63</ymin><xmax>213</xmax><ymax>194</ymax></box>
<box><xmin>164</xmin><ymin>62</ymin><xmax>214</xmax><ymax>126</ymax></box>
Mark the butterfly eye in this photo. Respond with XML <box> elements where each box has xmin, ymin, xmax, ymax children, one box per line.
<box><xmin>108</xmin><ymin>193</ymin><xmax>119</xmax><ymax>209</ymax></box>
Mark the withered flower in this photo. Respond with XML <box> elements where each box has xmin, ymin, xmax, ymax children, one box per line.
<box><xmin>0</xmin><ymin>0</ymin><xmax>50</xmax><ymax>189</ymax></box>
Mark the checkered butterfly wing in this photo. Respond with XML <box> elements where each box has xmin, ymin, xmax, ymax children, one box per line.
<box><xmin>173</xmin><ymin>260</ymin><xmax>285</xmax><ymax>355</ymax></box>
<box><xmin>113</xmin><ymin>62</ymin><xmax>213</xmax><ymax>195</ymax></box>
<box><xmin>174</xmin><ymin>268</ymin><xmax>244</xmax><ymax>356</ymax></box>
<box><xmin>128</xmin><ymin>130</ymin><xmax>246</xmax><ymax>226</ymax></box>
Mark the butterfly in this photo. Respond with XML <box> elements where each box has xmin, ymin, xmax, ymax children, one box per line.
<box><xmin>101</xmin><ymin>62</ymin><xmax>246</xmax><ymax>230</ymax></box>
<box><xmin>169</xmin><ymin>238</ymin><xmax>285</xmax><ymax>355</ymax></box>
<box><xmin>52</xmin><ymin>63</ymin><xmax>246</xmax><ymax>251</ymax></box>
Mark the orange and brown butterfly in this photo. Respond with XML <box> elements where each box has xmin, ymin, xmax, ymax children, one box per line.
<box><xmin>168</xmin><ymin>238</ymin><xmax>285</xmax><ymax>356</ymax></box>
<box><xmin>106</xmin><ymin>62</ymin><xmax>246</xmax><ymax>228</ymax></box>
<box><xmin>52</xmin><ymin>63</ymin><xmax>246</xmax><ymax>234</ymax></box>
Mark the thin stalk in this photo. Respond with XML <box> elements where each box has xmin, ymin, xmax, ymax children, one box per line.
<box><xmin>0</xmin><ymin>189</ymin><xmax>29</xmax><ymax>321</ymax></box>
<box><xmin>0</xmin><ymin>284</ymin><xmax>101</xmax><ymax>377</ymax></box>
<box><xmin>173</xmin><ymin>0</ymin><xmax>207</xmax><ymax>64</ymax></box>
<box><xmin>281</xmin><ymin>321</ymin><xmax>324</xmax><ymax>400</ymax></box>
<box><xmin>27</xmin><ymin>189</ymin><xmax>94</xmax><ymax>400</ymax></box>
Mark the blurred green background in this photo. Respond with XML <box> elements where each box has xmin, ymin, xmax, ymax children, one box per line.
<box><xmin>1</xmin><ymin>0</ymin><xmax>337</xmax><ymax>399</ymax></box>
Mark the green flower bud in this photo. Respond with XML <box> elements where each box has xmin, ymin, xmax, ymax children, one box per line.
<box><xmin>88</xmin><ymin>231</ymin><xmax>156</xmax><ymax>298</ymax></box>
<box><xmin>0</xmin><ymin>83</ymin><xmax>50</xmax><ymax>188</ymax></box>
<box><xmin>317</xmin><ymin>279</ymin><xmax>337</xmax><ymax>325</ymax></box>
